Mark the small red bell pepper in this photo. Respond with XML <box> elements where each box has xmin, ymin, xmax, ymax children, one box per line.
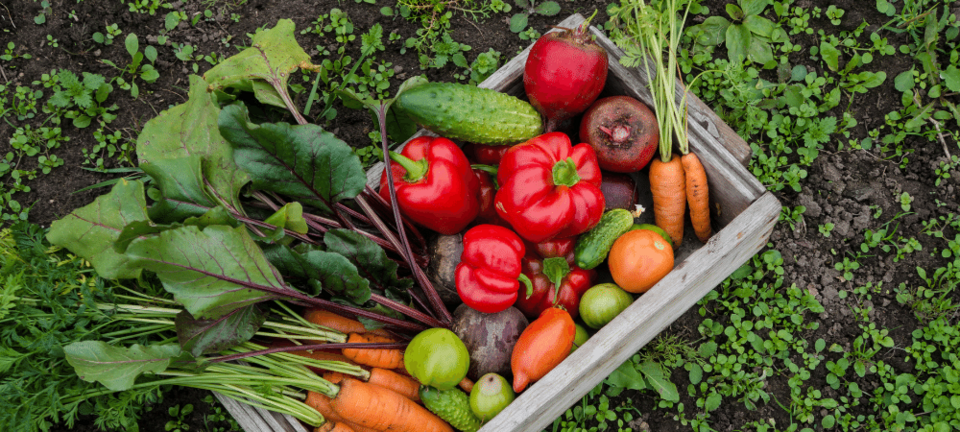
<box><xmin>525</xmin><ymin>236</ymin><xmax>577</xmax><ymax>265</ymax></box>
<box><xmin>463</xmin><ymin>143</ymin><xmax>512</xmax><ymax>165</ymax></box>
<box><xmin>455</xmin><ymin>224</ymin><xmax>532</xmax><ymax>313</ymax></box>
<box><xmin>495</xmin><ymin>132</ymin><xmax>605</xmax><ymax>243</ymax></box>
<box><xmin>379</xmin><ymin>136</ymin><xmax>480</xmax><ymax>235</ymax></box>
<box><xmin>515</xmin><ymin>256</ymin><xmax>596</xmax><ymax>320</ymax></box>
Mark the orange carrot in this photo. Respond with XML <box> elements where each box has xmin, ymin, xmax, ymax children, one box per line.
<box><xmin>368</xmin><ymin>368</ymin><xmax>421</xmax><ymax>403</ymax></box>
<box><xmin>304</xmin><ymin>309</ymin><xmax>390</xmax><ymax>337</ymax></box>
<box><xmin>681</xmin><ymin>152</ymin><xmax>712</xmax><ymax>242</ymax></box>
<box><xmin>307</xmin><ymin>391</ymin><xmax>346</xmax><ymax>424</ymax></box>
<box><xmin>458</xmin><ymin>376</ymin><xmax>474</xmax><ymax>394</ymax></box>
<box><xmin>307</xmin><ymin>393</ymin><xmax>384</xmax><ymax>432</ymax></box>
<box><xmin>649</xmin><ymin>154</ymin><xmax>686</xmax><ymax>248</ymax></box>
<box><xmin>322</xmin><ymin>371</ymin><xmax>350</xmax><ymax>385</ymax></box>
<box><xmin>329</xmin><ymin>378</ymin><xmax>453</xmax><ymax>432</ymax></box>
<box><xmin>315</xmin><ymin>422</ymin><xmax>356</xmax><ymax>432</ymax></box>
<box><xmin>342</xmin><ymin>333</ymin><xmax>404</xmax><ymax>370</ymax></box>
<box><xmin>289</xmin><ymin>349</ymin><xmax>358</xmax><ymax>365</ymax></box>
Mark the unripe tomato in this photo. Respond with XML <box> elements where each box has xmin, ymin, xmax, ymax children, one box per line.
<box><xmin>404</xmin><ymin>328</ymin><xmax>470</xmax><ymax>390</ymax></box>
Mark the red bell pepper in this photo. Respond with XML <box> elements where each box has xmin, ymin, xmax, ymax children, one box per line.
<box><xmin>472</xmin><ymin>166</ymin><xmax>506</xmax><ymax>227</ymax></box>
<box><xmin>455</xmin><ymin>224</ymin><xmax>532</xmax><ymax>313</ymax></box>
<box><xmin>515</xmin><ymin>256</ymin><xmax>596</xmax><ymax>320</ymax></box>
<box><xmin>463</xmin><ymin>143</ymin><xmax>512</xmax><ymax>165</ymax></box>
<box><xmin>525</xmin><ymin>236</ymin><xmax>577</xmax><ymax>265</ymax></box>
<box><xmin>495</xmin><ymin>132</ymin><xmax>605</xmax><ymax>243</ymax></box>
<box><xmin>379</xmin><ymin>136</ymin><xmax>480</xmax><ymax>235</ymax></box>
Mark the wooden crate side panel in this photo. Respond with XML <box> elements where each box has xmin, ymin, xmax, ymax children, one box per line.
<box><xmin>478</xmin><ymin>192</ymin><xmax>781</xmax><ymax>432</ymax></box>
<box><xmin>214</xmin><ymin>392</ymin><xmax>310</xmax><ymax>432</ymax></box>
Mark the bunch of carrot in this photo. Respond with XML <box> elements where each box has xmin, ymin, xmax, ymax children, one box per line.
<box><xmin>296</xmin><ymin>308</ymin><xmax>456</xmax><ymax>432</ymax></box>
<box><xmin>628</xmin><ymin>0</ymin><xmax>713</xmax><ymax>248</ymax></box>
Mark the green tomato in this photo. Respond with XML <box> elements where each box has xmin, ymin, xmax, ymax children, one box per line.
<box><xmin>570</xmin><ymin>323</ymin><xmax>590</xmax><ymax>353</ymax></box>
<box><xmin>404</xmin><ymin>328</ymin><xmax>470</xmax><ymax>390</ymax></box>
<box><xmin>579</xmin><ymin>283</ymin><xmax>634</xmax><ymax>329</ymax></box>
<box><xmin>469</xmin><ymin>373</ymin><xmax>515</xmax><ymax>421</ymax></box>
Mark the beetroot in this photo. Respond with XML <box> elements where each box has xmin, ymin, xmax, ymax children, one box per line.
<box><xmin>523</xmin><ymin>21</ymin><xmax>608</xmax><ymax>132</ymax></box>
<box><xmin>580</xmin><ymin>95</ymin><xmax>659</xmax><ymax>173</ymax></box>
<box><xmin>599</xmin><ymin>172</ymin><xmax>639</xmax><ymax>211</ymax></box>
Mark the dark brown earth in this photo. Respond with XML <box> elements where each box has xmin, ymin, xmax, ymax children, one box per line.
<box><xmin>2</xmin><ymin>0</ymin><xmax>957</xmax><ymax>431</ymax></box>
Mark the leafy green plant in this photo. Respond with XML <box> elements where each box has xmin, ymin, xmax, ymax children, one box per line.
<box><xmin>165</xmin><ymin>404</ymin><xmax>194</xmax><ymax>432</ymax></box>
<box><xmin>1</xmin><ymin>42</ymin><xmax>32</xmax><ymax>65</ymax></box>
<box><xmin>686</xmin><ymin>0</ymin><xmax>786</xmax><ymax>67</ymax></box>
<box><xmin>92</xmin><ymin>24</ymin><xmax>122</xmax><ymax>45</ymax></box>
<box><xmin>34</xmin><ymin>0</ymin><xmax>50</xmax><ymax>25</ymax></box>
<box><xmin>825</xmin><ymin>5</ymin><xmax>844</xmax><ymax>25</ymax></box>
<box><xmin>818</xmin><ymin>222</ymin><xmax>834</xmax><ymax>237</ymax></box>
<box><xmin>46</xmin><ymin>70</ymin><xmax>117</xmax><ymax>128</ymax></box>
<box><xmin>834</xmin><ymin>255</ymin><xmax>860</xmax><ymax>281</ymax></box>
<box><xmin>122</xmin><ymin>0</ymin><xmax>169</xmax><ymax>15</ymax></box>
<box><xmin>101</xmin><ymin>33</ymin><xmax>160</xmax><ymax>98</ymax></box>
<box><xmin>509</xmin><ymin>0</ymin><xmax>560</xmax><ymax>34</ymax></box>
<box><xmin>779</xmin><ymin>205</ymin><xmax>806</xmax><ymax>231</ymax></box>
<box><xmin>397</xmin><ymin>0</ymin><xmax>504</xmax><ymax>69</ymax></box>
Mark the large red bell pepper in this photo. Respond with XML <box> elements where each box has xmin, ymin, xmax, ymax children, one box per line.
<box><xmin>495</xmin><ymin>132</ymin><xmax>605</xmax><ymax>243</ymax></box>
<box><xmin>515</xmin><ymin>256</ymin><xmax>596</xmax><ymax>320</ymax></box>
<box><xmin>455</xmin><ymin>224</ymin><xmax>531</xmax><ymax>313</ymax></box>
<box><xmin>379</xmin><ymin>136</ymin><xmax>480</xmax><ymax>235</ymax></box>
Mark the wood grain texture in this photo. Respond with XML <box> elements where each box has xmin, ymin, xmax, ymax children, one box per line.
<box><xmin>477</xmin><ymin>192</ymin><xmax>781</xmax><ymax>432</ymax></box>
<box><xmin>213</xmin><ymin>392</ymin><xmax>310</xmax><ymax>432</ymax></box>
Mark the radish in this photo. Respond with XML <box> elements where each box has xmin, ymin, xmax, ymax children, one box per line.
<box><xmin>579</xmin><ymin>95</ymin><xmax>659</xmax><ymax>173</ymax></box>
<box><xmin>523</xmin><ymin>17</ymin><xmax>608</xmax><ymax>132</ymax></box>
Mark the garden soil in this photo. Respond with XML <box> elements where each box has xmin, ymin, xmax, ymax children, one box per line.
<box><xmin>1</xmin><ymin>0</ymin><xmax>957</xmax><ymax>431</ymax></box>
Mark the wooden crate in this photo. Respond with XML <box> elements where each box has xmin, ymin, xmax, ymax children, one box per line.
<box><xmin>221</xmin><ymin>13</ymin><xmax>780</xmax><ymax>432</ymax></box>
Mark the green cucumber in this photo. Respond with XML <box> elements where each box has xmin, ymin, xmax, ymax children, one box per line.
<box><xmin>420</xmin><ymin>385</ymin><xmax>483</xmax><ymax>432</ymax></box>
<box><xmin>396</xmin><ymin>82</ymin><xmax>543</xmax><ymax>145</ymax></box>
<box><xmin>574</xmin><ymin>209</ymin><xmax>636</xmax><ymax>270</ymax></box>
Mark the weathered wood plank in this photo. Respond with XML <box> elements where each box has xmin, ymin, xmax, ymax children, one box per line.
<box><xmin>477</xmin><ymin>192</ymin><xmax>781</xmax><ymax>432</ymax></box>
<box><xmin>214</xmin><ymin>392</ymin><xmax>310</xmax><ymax>432</ymax></box>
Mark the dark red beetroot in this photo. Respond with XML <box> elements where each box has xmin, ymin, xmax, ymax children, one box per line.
<box><xmin>599</xmin><ymin>172</ymin><xmax>639</xmax><ymax>211</ymax></box>
<box><xmin>524</xmin><ymin>21</ymin><xmax>608</xmax><ymax>132</ymax></box>
<box><xmin>580</xmin><ymin>95</ymin><xmax>659</xmax><ymax>173</ymax></box>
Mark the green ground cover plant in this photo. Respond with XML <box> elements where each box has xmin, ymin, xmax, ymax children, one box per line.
<box><xmin>3</xmin><ymin>0</ymin><xmax>960</xmax><ymax>431</ymax></box>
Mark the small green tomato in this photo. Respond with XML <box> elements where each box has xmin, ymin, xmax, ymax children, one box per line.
<box><xmin>469</xmin><ymin>373</ymin><xmax>515</xmax><ymax>421</ymax></box>
<box><xmin>571</xmin><ymin>323</ymin><xmax>590</xmax><ymax>353</ymax></box>
<box><xmin>404</xmin><ymin>328</ymin><xmax>470</xmax><ymax>390</ymax></box>
<box><xmin>579</xmin><ymin>283</ymin><xmax>634</xmax><ymax>329</ymax></box>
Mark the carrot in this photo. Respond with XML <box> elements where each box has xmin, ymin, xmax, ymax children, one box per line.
<box><xmin>304</xmin><ymin>309</ymin><xmax>390</xmax><ymax>337</ymax></box>
<box><xmin>329</xmin><ymin>378</ymin><xmax>453</xmax><ymax>432</ymax></box>
<box><xmin>342</xmin><ymin>333</ymin><xmax>404</xmax><ymax>370</ymax></box>
<box><xmin>368</xmin><ymin>368</ymin><xmax>421</xmax><ymax>403</ymax></box>
<box><xmin>307</xmin><ymin>391</ymin><xmax>346</xmax><ymax>424</ymax></box>
<box><xmin>307</xmin><ymin>393</ymin><xmax>384</xmax><ymax>432</ymax></box>
<box><xmin>289</xmin><ymin>349</ymin><xmax>358</xmax><ymax>365</ymax></box>
<box><xmin>649</xmin><ymin>153</ymin><xmax>686</xmax><ymax>248</ymax></box>
<box><xmin>315</xmin><ymin>422</ymin><xmax>356</xmax><ymax>432</ymax></box>
<box><xmin>322</xmin><ymin>371</ymin><xmax>351</xmax><ymax>385</ymax></box>
<box><xmin>458</xmin><ymin>376</ymin><xmax>474</xmax><ymax>394</ymax></box>
<box><xmin>681</xmin><ymin>152</ymin><xmax>712</xmax><ymax>242</ymax></box>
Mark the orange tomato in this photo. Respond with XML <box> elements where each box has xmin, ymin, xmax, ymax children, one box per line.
<box><xmin>607</xmin><ymin>229</ymin><xmax>674</xmax><ymax>293</ymax></box>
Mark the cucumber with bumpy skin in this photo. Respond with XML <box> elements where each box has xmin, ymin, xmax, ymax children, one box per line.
<box><xmin>420</xmin><ymin>385</ymin><xmax>483</xmax><ymax>432</ymax></box>
<box><xmin>396</xmin><ymin>82</ymin><xmax>543</xmax><ymax>145</ymax></box>
<box><xmin>575</xmin><ymin>209</ymin><xmax>636</xmax><ymax>270</ymax></box>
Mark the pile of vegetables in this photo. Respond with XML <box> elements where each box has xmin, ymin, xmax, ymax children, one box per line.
<box><xmin>37</xmin><ymin>6</ymin><xmax>712</xmax><ymax>431</ymax></box>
